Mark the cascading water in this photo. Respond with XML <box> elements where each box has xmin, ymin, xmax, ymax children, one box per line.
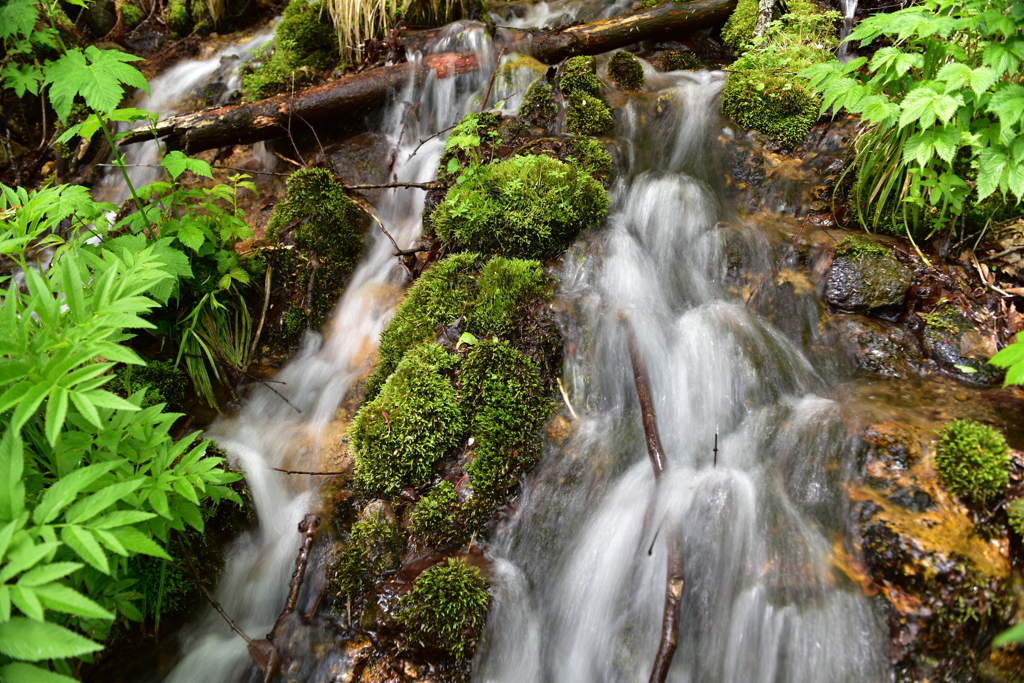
<box><xmin>475</xmin><ymin>68</ymin><xmax>891</xmax><ymax>682</ymax></box>
<box><xmin>836</xmin><ymin>0</ymin><xmax>858</xmax><ymax>61</ymax></box>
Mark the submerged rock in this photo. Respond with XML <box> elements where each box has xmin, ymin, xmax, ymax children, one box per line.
<box><xmin>921</xmin><ymin>306</ymin><xmax>1004</xmax><ymax>384</ymax></box>
<box><xmin>825</xmin><ymin>252</ymin><xmax>913</xmax><ymax>312</ymax></box>
<box><xmin>831</xmin><ymin>314</ymin><xmax>922</xmax><ymax>378</ymax></box>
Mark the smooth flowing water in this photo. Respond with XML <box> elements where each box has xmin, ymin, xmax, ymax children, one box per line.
<box><xmin>119</xmin><ymin>7</ymin><xmax>892</xmax><ymax>681</ymax></box>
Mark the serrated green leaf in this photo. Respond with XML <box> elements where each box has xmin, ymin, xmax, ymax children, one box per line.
<box><xmin>43</xmin><ymin>46</ymin><xmax>149</xmax><ymax>122</ymax></box>
<box><xmin>91</xmin><ymin>509</ymin><xmax>156</xmax><ymax>529</ymax></box>
<box><xmin>0</xmin><ymin>617</ymin><xmax>102</xmax><ymax>661</ymax></box>
<box><xmin>34</xmin><ymin>583</ymin><xmax>114</xmax><ymax>620</ymax></box>
<box><xmin>64</xmin><ymin>478</ymin><xmax>144</xmax><ymax>525</ymax></box>
<box><xmin>0</xmin><ymin>431</ymin><xmax>26</xmax><ymax>522</ymax></box>
<box><xmin>0</xmin><ymin>541</ymin><xmax>62</xmax><ymax>584</ymax></box>
<box><xmin>989</xmin><ymin>84</ymin><xmax>1024</xmax><ymax>130</ymax></box>
<box><xmin>106</xmin><ymin>527</ymin><xmax>170</xmax><ymax>560</ymax></box>
<box><xmin>17</xmin><ymin>562</ymin><xmax>83</xmax><ymax>587</ymax></box>
<box><xmin>1</xmin><ymin>63</ymin><xmax>43</xmax><ymax>98</ymax></box>
<box><xmin>176</xmin><ymin>500</ymin><xmax>204</xmax><ymax>532</ymax></box>
<box><xmin>0</xmin><ymin>662</ymin><xmax>82</xmax><ymax>683</ymax></box>
<box><xmin>10</xmin><ymin>585</ymin><xmax>44</xmax><ymax>621</ymax></box>
<box><xmin>33</xmin><ymin>461</ymin><xmax>120</xmax><ymax>526</ymax></box>
<box><xmin>0</xmin><ymin>0</ymin><xmax>38</xmax><ymax>40</ymax></box>
<box><xmin>60</xmin><ymin>526</ymin><xmax>109</xmax><ymax>574</ymax></box>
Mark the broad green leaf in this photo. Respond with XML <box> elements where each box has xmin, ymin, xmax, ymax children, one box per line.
<box><xmin>91</xmin><ymin>510</ymin><xmax>156</xmax><ymax>529</ymax></box>
<box><xmin>0</xmin><ymin>517</ymin><xmax>22</xmax><ymax>563</ymax></box>
<box><xmin>0</xmin><ymin>361</ymin><xmax>30</xmax><ymax>386</ymax></box>
<box><xmin>147</xmin><ymin>487</ymin><xmax>170</xmax><ymax>519</ymax></box>
<box><xmin>904</xmin><ymin>131</ymin><xmax>936</xmax><ymax>167</ymax></box>
<box><xmin>983</xmin><ymin>38</ymin><xmax>1024</xmax><ymax>75</ymax></box>
<box><xmin>0</xmin><ymin>431</ymin><xmax>25</xmax><ymax>521</ymax></box>
<box><xmin>899</xmin><ymin>87</ymin><xmax>964</xmax><ymax>130</ymax></box>
<box><xmin>64</xmin><ymin>479</ymin><xmax>144</xmax><ymax>525</ymax></box>
<box><xmin>989</xmin><ymin>84</ymin><xmax>1024</xmax><ymax>130</ymax></box>
<box><xmin>1</xmin><ymin>63</ymin><xmax>42</xmax><ymax>98</ymax></box>
<box><xmin>0</xmin><ymin>541</ymin><xmax>62</xmax><ymax>584</ymax></box>
<box><xmin>32</xmin><ymin>461</ymin><xmax>120</xmax><ymax>526</ymax></box>
<box><xmin>0</xmin><ymin>662</ymin><xmax>81</xmax><ymax>683</ymax></box>
<box><xmin>10</xmin><ymin>380</ymin><xmax>53</xmax><ymax>433</ymax></box>
<box><xmin>60</xmin><ymin>525</ymin><xmax>109</xmax><ymax>574</ymax></box>
<box><xmin>175</xmin><ymin>221</ymin><xmax>207</xmax><ymax>252</ymax></box>
<box><xmin>176</xmin><ymin>500</ymin><xmax>204</xmax><ymax>532</ymax></box>
<box><xmin>79</xmin><ymin>389</ymin><xmax>141</xmax><ymax>412</ymax></box>
<box><xmin>0</xmin><ymin>617</ymin><xmax>103</xmax><ymax>661</ymax></box>
<box><xmin>107</xmin><ymin>527</ymin><xmax>170</xmax><ymax>560</ymax></box>
<box><xmin>977</xmin><ymin>146</ymin><xmax>1010</xmax><ymax>200</ymax></box>
<box><xmin>995</xmin><ymin>621</ymin><xmax>1024</xmax><ymax>646</ymax></box>
<box><xmin>17</xmin><ymin>562</ymin><xmax>83</xmax><ymax>587</ymax></box>
<box><xmin>45</xmin><ymin>387</ymin><xmax>69</xmax><ymax>448</ymax></box>
<box><xmin>0</xmin><ymin>0</ymin><xmax>38</xmax><ymax>40</ymax></box>
<box><xmin>160</xmin><ymin>151</ymin><xmax>214</xmax><ymax>180</ymax></box>
<box><xmin>10</xmin><ymin>585</ymin><xmax>44</xmax><ymax>621</ymax></box>
<box><xmin>92</xmin><ymin>528</ymin><xmax>127</xmax><ymax>556</ymax></box>
<box><xmin>33</xmin><ymin>584</ymin><xmax>114</xmax><ymax>620</ymax></box>
<box><xmin>43</xmin><ymin>46</ymin><xmax>149</xmax><ymax>123</ymax></box>
<box><xmin>69</xmin><ymin>390</ymin><xmax>102</xmax><ymax>428</ymax></box>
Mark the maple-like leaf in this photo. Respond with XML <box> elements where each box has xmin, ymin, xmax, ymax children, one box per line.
<box><xmin>0</xmin><ymin>0</ymin><xmax>38</xmax><ymax>40</ymax></box>
<box><xmin>1</xmin><ymin>63</ymin><xmax>42</xmax><ymax>97</ymax></box>
<box><xmin>44</xmin><ymin>46</ymin><xmax>149</xmax><ymax>123</ymax></box>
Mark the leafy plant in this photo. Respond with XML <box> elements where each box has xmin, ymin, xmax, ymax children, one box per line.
<box><xmin>801</xmin><ymin>0</ymin><xmax>1024</xmax><ymax>240</ymax></box>
<box><xmin>989</xmin><ymin>331</ymin><xmax>1024</xmax><ymax>385</ymax></box>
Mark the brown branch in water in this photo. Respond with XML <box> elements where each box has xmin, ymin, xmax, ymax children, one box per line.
<box><xmin>270</xmin><ymin>514</ymin><xmax>321</xmax><ymax>638</ymax></box>
<box><xmin>343</xmin><ymin>180</ymin><xmax>443</xmax><ymax>190</ymax></box>
<box><xmin>271</xmin><ymin>467</ymin><xmax>348</xmax><ymax>475</ymax></box>
<box><xmin>622</xmin><ymin>315</ymin><xmax>667</xmax><ymax>478</ymax></box>
<box><xmin>479</xmin><ymin>48</ymin><xmax>506</xmax><ymax>113</ymax></box>
<box><xmin>176</xmin><ymin>534</ymin><xmax>253</xmax><ymax>644</ymax></box>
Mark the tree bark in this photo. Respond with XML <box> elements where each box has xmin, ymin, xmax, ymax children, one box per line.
<box><xmin>118</xmin><ymin>0</ymin><xmax>736</xmax><ymax>154</ymax></box>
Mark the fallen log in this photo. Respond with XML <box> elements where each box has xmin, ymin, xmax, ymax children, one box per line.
<box><xmin>119</xmin><ymin>0</ymin><xmax>736</xmax><ymax>154</ymax></box>
<box><xmin>623</xmin><ymin>316</ymin><xmax>686</xmax><ymax>683</ymax></box>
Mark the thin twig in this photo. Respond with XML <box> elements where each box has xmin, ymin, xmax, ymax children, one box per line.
<box><xmin>406</xmin><ymin>123</ymin><xmax>456</xmax><ymax>161</ymax></box>
<box><xmin>479</xmin><ymin>48</ymin><xmax>506</xmax><ymax>113</ymax></box>
<box><xmin>183</xmin><ymin>353</ymin><xmax>301</xmax><ymax>413</ymax></box>
<box><xmin>177</xmin><ymin>535</ymin><xmax>253</xmax><ymax>644</ymax></box>
<box><xmin>343</xmin><ymin>180</ymin><xmax>442</xmax><ymax>190</ymax></box>
<box><xmin>272</xmin><ymin>467</ymin><xmax>349</xmax><ymax>475</ymax></box>
<box><xmin>557</xmin><ymin>377</ymin><xmax>579</xmax><ymax>420</ymax></box>
<box><xmin>247</xmin><ymin>265</ymin><xmax>273</xmax><ymax>369</ymax></box>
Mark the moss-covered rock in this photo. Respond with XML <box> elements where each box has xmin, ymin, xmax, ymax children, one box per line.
<box><xmin>834</xmin><ymin>235</ymin><xmax>892</xmax><ymax>260</ymax></box>
<box><xmin>266</xmin><ymin>168</ymin><xmax>365</xmax><ymax>339</ymax></box>
<box><xmin>366</xmin><ymin>253</ymin><xmax>548</xmax><ymax>398</ymax></box>
<box><xmin>517</xmin><ymin>78</ymin><xmax>558</xmax><ymax>129</ymax></box>
<box><xmin>431</xmin><ymin>154</ymin><xmax>608</xmax><ymax>258</ymax></box>
<box><xmin>722</xmin><ymin>0</ymin><xmax>830</xmax><ymax>53</ymax></box>
<box><xmin>935</xmin><ymin>419</ymin><xmax>1011</xmax><ymax>506</ymax></box>
<box><xmin>919</xmin><ymin>306</ymin><xmax>1004</xmax><ymax>382</ymax></box>
<box><xmin>560</xmin><ymin>55</ymin><xmax>602</xmax><ymax>98</ymax></box>
<box><xmin>120</xmin><ymin>1</ymin><xmax>145</xmax><ymax>28</ymax></box>
<box><xmin>329</xmin><ymin>501</ymin><xmax>405</xmax><ymax>602</ymax></box>
<box><xmin>824</xmin><ymin>244</ymin><xmax>912</xmax><ymax>311</ymax></box>
<box><xmin>567</xmin><ymin>136</ymin><xmax>613</xmax><ymax>183</ymax></box>
<box><xmin>396</xmin><ymin>557</ymin><xmax>490</xmax><ymax>661</ymax></box>
<box><xmin>166</xmin><ymin>0</ymin><xmax>192</xmax><ymax>35</ymax></box>
<box><xmin>350</xmin><ymin>344</ymin><xmax>464</xmax><ymax>495</ymax></box>
<box><xmin>240</xmin><ymin>0</ymin><xmax>339</xmax><ymax>100</ymax></box>
<box><xmin>461</xmin><ymin>339</ymin><xmax>552</xmax><ymax>511</ymax></box>
<box><xmin>410</xmin><ymin>481</ymin><xmax>460</xmax><ymax>546</ymax></box>
<box><xmin>559</xmin><ymin>55</ymin><xmax>613</xmax><ymax>136</ymax></box>
<box><xmin>607</xmin><ymin>51</ymin><xmax>645</xmax><ymax>91</ymax></box>
<box><xmin>657</xmin><ymin>50</ymin><xmax>700</xmax><ymax>72</ymax></box>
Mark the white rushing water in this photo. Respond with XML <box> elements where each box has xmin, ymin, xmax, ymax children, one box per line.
<box><xmin>475</xmin><ymin>69</ymin><xmax>891</xmax><ymax>683</ymax></box>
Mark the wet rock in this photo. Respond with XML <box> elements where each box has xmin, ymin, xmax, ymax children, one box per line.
<box><xmin>825</xmin><ymin>253</ymin><xmax>913</xmax><ymax>312</ymax></box>
<box><xmin>83</xmin><ymin>0</ymin><xmax>117</xmax><ymax>37</ymax></box>
<box><xmin>831</xmin><ymin>314</ymin><xmax>922</xmax><ymax>379</ymax></box>
<box><xmin>921</xmin><ymin>308</ymin><xmax>1004</xmax><ymax>385</ymax></box>
<box><xmin>887</xmin><ymin>487</ymin><xmax>935</xmax><ymax>512</ymax></box>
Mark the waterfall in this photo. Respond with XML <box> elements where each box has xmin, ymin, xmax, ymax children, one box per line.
<box><xmin>837</xmin><ymin>0</ymin><xmax>858</xmax><ymax>61</ymax></box>
<box><xmin>475</xmin><ymin>69</ymin><xmax>890</xmax><ymax>683</ymax></box>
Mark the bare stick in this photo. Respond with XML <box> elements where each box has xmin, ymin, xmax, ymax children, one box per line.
<box><xmin>622</xmin><ymin>316</ymin><xmax>666</xmax><ymax>478</ymax></box>
<box><xmin>343</xmin><ymin>180</ymin><xmax>442</xmax><ymax>190</ymax></box>
<box><xmin>557</xmin><ymin>377</ymin><xmax>579</xmax><ymax>420</ymax></box>
<box><xmin>270</xmin><ymin>514</ymin><xmax>320</xmax><ymax>638</ymax></box>
<box><xmin>177</xmin><ymin>535</ymin><xmax>252</xmax><ymax>644</ymax></box>
<box><xmin>479</xmin><ymin>48</ymin><xmax>507</xmax><ymax>113</ymax></box>
<box><xmin>407</xmin><ymin>123</ymin><xmax>456</xmax><ymax>161</ymax></box>
<box><xmin>272</xmin><ymin>467</ymin><xmax>348</xmax><ymax>475</ymax></box>
<box><xmin>247</xmin><ymin>265</ymin><xmax>273</xmax><ymax>370</ymax></box>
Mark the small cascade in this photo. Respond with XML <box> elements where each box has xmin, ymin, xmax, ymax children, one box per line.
<box><xmin>161</xmin><ymin>24</ymin><xmax>497</xmax><ymax>683</ymax></box>
<box><xmin>837</xmin><ymin>0</ymin><xmax>859</xmax><ymax>61</ymax></box>
<box><xmin>476</xmin><ymin>67</ymin><xmax>890</xmax><ymax>683</ymax></box>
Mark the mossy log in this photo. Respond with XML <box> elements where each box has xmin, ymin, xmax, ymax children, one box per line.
<box><xmin>119</xmin><ymin>0</ymin><xmax>735</xmax><ymax>154</ymax></box>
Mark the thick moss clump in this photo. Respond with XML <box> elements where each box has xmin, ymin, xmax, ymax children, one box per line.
<box><xmin>240</xmin><ymin>0</ymin><xmax>338</xmax><ymax>100</ymax></box>
<box><xmin>722</xmin><ymin>0</ymin><xmax>827</xmax><ymax>53</ymax></box>
<box><xmin>366</xmin><ymin>254</ymin><xmax>548</xmax><ymax>398</ymax></box>
<box><xmin>330</xmin><ymin>503</ymin><xmax>405</xmax><ymax>602</ymax></box>
<box><xmin>121</xmin><ymin>2</ymin><xmax>145</xmax><ymax>28</ymax></box>
<box><xmin>166</xmin><ymin>0</ymin><xmax>192</xmax><ymax>35</ymax></box>
<box><xmin>350</xmin><ymin>344</ymin><xmax>464</xmax><ymax>495</ymax></box>
<box><xmin>461</xmin><ymin>340</ymin><xmax>552</xmax><ymax>509</ymax></box>
<box><xmin>935</xmin><ymin>419</ymin><xmax>1011</xmax><ymax>506</ymax></box>
<box><xmin>659</xmin><ymin>50</ymin><xmax>700</xmax><ymax>71</ymax></box>
<box><xmin>435</xmin><ymin>113</ymin><xmax>502</xmax><ymax>184</ymax></box>
<box><xmin>560</xmin><ymin>55</ymin><xmax>613</xmax><ymax>136</ymax></box>
<box><xmin>607</xmin><ymin>51</ymin><xmax>645</xmax><ymax>91</ymax></box>
<box><xmin>567</xmin><ymin>136</ymin><xmax>613</xmax><ymax>183</ymax></box>
<box><xmin>267</xmin><ymin>168</ymin><xmax>365</xmax><ymax>336</ymax></box>
<box><xmin>397</xmin><ymin>557</ymin><xmax>490</xmax><ymax>661</ymax></box>
<box><xmin>835</xmin><ymin>235</ymin><xmax>891</xmax><ymax>260</ymax></box>
<box><xmin>110</xmin><ymin>360</ymin><xmax>188</xmax><ymax>409</ymax></box>
<box><xmin>431</xmin><ymin>154</ymin><xmax>608</xmax><ymax>258</ymax></box>
<box><xmin>411</xmin><ymin>481</ymin><xmax>460</xmax><ymax>546</ymax></box>
<box><xmin>517</xmin><ymin>79</ymin><xmax>558</xmax><ymax>129</ymax></box>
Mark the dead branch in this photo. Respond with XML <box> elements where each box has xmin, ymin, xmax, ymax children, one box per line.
<box><xmin>271</xmin><ymin>467</ymin><xmax>349</xmax><ymax>475</ymax></box>
<box><xmin>270</xmin><ymin>514</ymin><xmax>321</xmax><ymax>638</ymax></box>
<box><xmin>623</xmin><ymin>317</ymin><xmax>667</xmax><ymax>478</ymax></box>
<box><xmin>176</xmin><ymin>535</ymin><xmax>253</xmax><ymax>644</ymax></box>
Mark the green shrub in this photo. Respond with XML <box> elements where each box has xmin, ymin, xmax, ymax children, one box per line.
<box><xmin>330</xmin><ymin>507</ymin><xmax>405</xmax><ymax>601</ymax></box>
<box><xmin>267</xmin><ymin>168</ymin><xmax>365</xmax><ymax>335</ymax></box>
<box><xmin>350</xmin><ymin>344</ymin><xmax>465</xmax><ymax>495</ymax></box>
<box><xmin>240</xmin><ymin>0</ymin><xmax>338</xmax><ymax>100</ymax></box>
<box><xmin>431</xmin><ymin>154</ymin><xmax>608</xmax><ymax>258</ymax></box>
<box><xmin>461</xmin><ymin>340</ymin><xmax>552</xmax><ymax>508</ymax></box>
<box><xmin>397</xmin><ymin>557</ymin><xmax>490</xmax><ymax>661</ymax></box>
<box><xmin>411</xmin><ymin>481</ymin><xmax>460</xmax><ymax>545</ymax></box>
<box><xmin>435</xmin><ymin>112</ymin><xmax>502</xmax><ymax>184</ymax></box>
<box><xmin>935</xmin><ymin>419</ymin><xmax>1011</xmax><ymax>506</ymax></box>
<box><xmin>517</xmin><ymin>79</ymin><xmax>558</xmax><ymax>129</ymax></box>
<box><xmin>607</xmin><ymin>51</ymin><xmax>644</xmax><ymax>91</ymax></box>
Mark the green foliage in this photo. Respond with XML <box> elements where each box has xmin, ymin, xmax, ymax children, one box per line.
<box><xmin>559</xmin><ymin>55</ymin><xmax>613</xmax><ymax>136</ymax></box>
<box><xmin>120</xmin><ymin>3</ymin><xmax>146</xmax><ymax>29</ymax></box>
<box><xmin>567</xmin><ymin>136</ymin><xmax>613</xmax><ymax>183</ymax></box>
<box><xmin>411</xmin><ymin>481</ymin><xmax>460</xmax><ymax>546</ymax></box>
<box><xmin>935</xmin><ymin>419</ymin><xmax>1011</xmax><ymax>505</ymax></box>
<box><xmin>435</xmin><ymin>112</ymin><xmax>502</xmax><ymax>186</ymax></box>
<box><xmin>266</xmin><ymin>168</ymin><xmax>366</xmax><ymax>337</ymax></box>
<box><xmin>607</xmin><ymin>51</ymin><xmax>645</xmax><ymax>91</ymax></box>
<box><xmin>431</xmin><ymin>154</ymin><xmax>609</xmax><ymax>258</ymax></box>
<box><xmin>330</xmin><ymin>509</ymin><xmax>404</xmax><ymax>601</ymax></box>
<box><xmin>240</xmin><ymin>0</ymin><xmax>339</xmax><ymax>100</ymax></box>
<box><xmin>1007</xmin><ymin>498</ymin><xmax>1024</xmax><ymax>536</ymax></box>
<box><xmin>800</xmin><ymin>0</ymin><xmax>1024</xmax><ymax>240</ymax></box>
<box><xmin>109</xmin><ymin>360</ymin><xmax>188</xmax><ymax>410</ymax></box>
<box><xmin>167</xmin><ymin>0</ymin><xmax>193</xmax><ymax>35</ymax></box>
<box><xmin>460</xmin><ymin>340</ymin><xmax>552</xmax><ymax>509</ymax></box>
<box><xmin>350</xmin><ymin>345</ymin><xmax>465</xmax><ymax>495</ymax></box>
<box><xmin>722</xmin><ymin>0</ymin><xmax>833</xmax><ymax>53</ymax></box>
<box><xmin>834</xmin><ymin>235</ymin><xmax>892</xmax><ymax>260</ymax></box>
<box><xmin>560</xmin><ymin>56</ymin><xmax>602</xmax><ymax>98</ymax></box>
<box><xmin>989</xmin><ymin>331</ymin><xmax>1024</xmax><ymax>385</ymax></box>
<box><xmin>396</xmin><ymin>557</ymin><xmax>490</xmax><ymax>661</ymax></box>
<box><xmin>517</xmin><ymin>79</ymin><xmax>557</xmax><ymax>129</ymax></box>
<box><xmin>0</xmin><ymin>184</ymin><xmax>243</xmax><ymax>682</ymax></box>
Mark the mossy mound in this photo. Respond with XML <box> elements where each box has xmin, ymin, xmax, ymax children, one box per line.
<box><xmin>397</xmin><ymin>557</ymin><xmax>490</xmax><ymax>661</ymax></box>
<box><xmin>567</xmin><ymin>136</ymin><xmax>613</xmax><ymax>183</ymax></box>
<box><xmin>607</xmin><ymin>51</ymin><xmax>645</xmax><ymax>91</ymax></box>
<box><xmin>658</xmin><ymin>50</ymin><xmax>700</xmax><ymax>71</ymax></box>
<box><xmin>240</xmin><ymin>0</ymin><xmax>339</xmax><ymax>100</ymax></box>
<box><xmin>329</xmin><ymin>503</ymin><xmax>405</xmax><ymax>602</ymax></box>
<box><xmin>366</xmin><ymin>253</ymin><xmax>548</xmax><ymax>399</ymax></box>
<box><xmin>121</xmin><ymin>2</ymin><xmax>145</xmax><ymax>28</ymax></box>
<box><xmin>411</xmin><ymin>481</ymin><xmax>460</xmax><ymax>546</ymax></box>
<box><xmin>722</xmin><ymin>0</ymin><xmax>830</xmax><ymax>53</ymax></box>
<box><xmin>350</xmin><ymin>344</ymin><xmax>465</xmax><ymax>496</ymax></box>
<box><xmin>166</xmin><ymin>0</ymin><xmax>223</xmax><ymax>36</ymax></box>
<box><xmin>460</xmin><ymin>339</ymin><xmax>552</xmax><ymax>511</ymax></box>
<box><xmin>431</xmin><ymin>154</ymin><xmax>608</xmax><ymax>259</ymax></box>
<box><xmin>935</xmin><ymin>419</ymin><xmax>1011</xmax><ymax>506</ymax></box>
<box><xmin>560</xmin><ymin>55</ymin><xmax>602</xmax><ymax>97</ymax></box>
<box><xmin>835</xmin><ymin>235</ymin><xmax>892</xmax><ymax>260</ymax></box>
<box><xmin>266</xmin><ymin>168</ymin><xmax>365</xmax><ymax>339</ymax></box>
<box><xmin>517</xmin><ymin>79</ymin><xmax>558</xmax><ymax>129</ymax></box>
<box><xmin>559</xmin><ymin>55</ymin><xmax>613</xmax><ymax>136</ymax></box>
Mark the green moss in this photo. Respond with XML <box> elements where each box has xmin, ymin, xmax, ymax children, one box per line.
<box><xmin>920</xmin><ymin>306</ymin><xmax>962</xmax><ymax>334</ymax></box>
<box><xmin>351</xmin><ymin>344</ymin><xmax>464</xmax><ymax>496</ymax></box>
<box><xmin>460</xmin><ymin>339</ymin><xmax>552</xmax><ymax>510</ymax></box>
<box><xmin>935</xmin><ymin>419</ymin><xmax>1011</xmax><ymax>506</ymax></box>
<box><xmin>607</xmin><ymin>51</ymin><xmax>645</xmax><ymax>92</ymax></box>
<box><xmin>330</xmin><ymin>507</ymin><xmax>405</xmax><ymax>602</ymax></box>
<box><xmin>110</xmin><ymin>360</ymin><xmax>188</xmax><ymax>409</ymax></box>
<box><xmin>397</xmin><ymin>557</ymin><xmax>490</xmax><ymax>661</ymax></box>
<box><xmin>517</xmin><ymin>79</ymin><xmax>558</xmax><ymax>129</ymax></box>
<box><xmin>565</xmin><ymin>92</ymin><xmax>613</xmax><ymax>136</ymax></box>
<box><xmin>166</xmin><ymin>0</ymin><xmax>192</xmax><ymax>36</ymax></box>
<box><xmin>431</xmin><ymin>154</ymin><xmax>608</xmax><ymax>259</ymax></box>
<box><xmin>411</xmin><ymin>481</ymin><xmax>460</xmax><ymax>546</ymax></box>
<box><xmin>660</xmin><ymin>50</ymin><xmax>700</xmax><ymax>71</ymax></box>
<box><xmin>721</xmin><ymin>0</ymin><xmax>757</xmax><ymax>52</ymax></box>
<box><xmin>835</xmin><ymin>235</ymin><xmax>891</xmax><ymax>260</ymax></box>
<box><xmin>435</xmin><ymin>112</ymin><xmax>502</xmax><ymax>183</ymax></box>
<box><xmin>722</xmin><ymin>0</ymin><xmax>831</xmax><ymax>53</ymax></box>
<box><xmin>468</xmin><ymin>257</ymin><xmax>547</xmax><ymax>334</ymax></box>
<box><xmin>1008</xmin><ymin>498</ymin><xmax>1024</xmax><ymax>536</ymax></box>
<box><xmin>567</xmin><ymin>136</ymin><xmax>613</xmax><ymax>183</ymax></box>
<box><xmin>240</xmin><ymin>0</ymin><xmax>339</xmax><ymax>100</ymax></box>
<box><xmin>560</xmin><ymin>55</ymin><xmax>602</xmax><ymax>98</ymax></box>
<box><xmin>267</xmin><ymin>168</ymin><xmax>365</xmax><ymax>335</ymax></box>
<box><xmin>121</xmin><ymin>2</ymin><xmax>145</xmax><ymax>28</ymax></box>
